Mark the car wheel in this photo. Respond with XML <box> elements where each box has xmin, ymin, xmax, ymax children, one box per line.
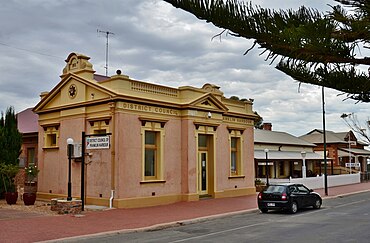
<box><xmin>260</xmin><ymin>208</ymin><xmax>268</xmax><ymax>213</ymax></box>
<box><xmin>290</xmin><ymin>201</ymin><xmax>298</xmax><ymax>214</ymax></box>
<box><xmin>313</xmin><ymin>198</ymin><xmax>322</xmax><ymax>209</ymax></box>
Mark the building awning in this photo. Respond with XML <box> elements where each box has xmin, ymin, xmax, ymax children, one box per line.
<box><xmin>338</xmin><ymin>148</ymin><xmax>370</xmax><ymax>157</ymax></box>
<box><xmin>254</xmin><ymin>150</ymin><xmax>328</xmax><ymax>160</ymax></box>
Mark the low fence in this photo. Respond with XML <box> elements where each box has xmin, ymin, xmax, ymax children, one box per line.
<box><xmin>361</xmin><ymin>172</ymin><xmax>370</xmax><ymax>182</ymax></box>
<box><xmin>259</xmin><ymin>173</ymin><xmax>361</xmax><ymax>190</ymax></box>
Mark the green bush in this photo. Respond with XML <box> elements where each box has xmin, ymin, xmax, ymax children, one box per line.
<box><xmin>0</xmin><ymin>164</ymin><xmax>19</xmax><ymax>192</ymax></box>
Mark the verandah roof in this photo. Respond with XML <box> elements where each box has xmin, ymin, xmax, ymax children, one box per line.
<box><xmin>254</xmin><ymin>150</ymin><xmax>329</xmax><ymax>160</ymax></box>
<box><xmin>338</xmin><ymin>148</ymin><xmax>370</xmax><ymax>157</ymax></box>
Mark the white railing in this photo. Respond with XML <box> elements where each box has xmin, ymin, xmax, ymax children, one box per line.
<box><xmin>258</xmin><ymin>173</ymin><xmax>361</xmax><ymax>190</ymax></box>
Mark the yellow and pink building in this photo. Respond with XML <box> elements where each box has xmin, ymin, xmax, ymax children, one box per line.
<box><xmin>33</xmin><ymin>52</ymin><xmax>258</xmax><ymax>208</ymax></box>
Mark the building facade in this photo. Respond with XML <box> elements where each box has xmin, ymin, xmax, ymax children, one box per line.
<box><xmin>254</xmin><ymin>125</ymin><xmax>326</xmax><ymax>180</ymax></box>
<box><xmin>33</xmin><ymin>53</ymin><xmax>258</xmax><ymax>208</ymax></box>
<box><xmin>300</xmin><ymin>129</ymin><xmax>370</xmax><ymax>174</ymax></box>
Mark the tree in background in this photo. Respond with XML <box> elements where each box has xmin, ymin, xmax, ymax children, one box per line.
<box><xmin>253</xmin><ymin>111</ymin><xmax>264</xmax><ymax>129</ymax></box>
<box><xmin>340</xmin><ymin>113</ymin><xmax>370</xmax><ymax>143</ymax></box>
<box><xmin>229</xmin><ymin>96</ymin><xmax>263</xmax><ymax>128</ymax></box>
<box><xmin>0</xmin><ymin>106</ymin><xmax>22</xmax><ymax>166</ymax></box>
<box><xmin>164</xmin><ymin>0</ymin><xmax>370</xmax><ymax>102</ymax></box>
<box><xmin>0</xmin><ymin>107</ymin><xmax>22</xmax><ymax>195</ymax></box>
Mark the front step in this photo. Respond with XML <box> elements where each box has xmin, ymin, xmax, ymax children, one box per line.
<box><xmin>199</xmin><ymin>194</ymin><xmax>212</xmax><ymax>200</ymax></box>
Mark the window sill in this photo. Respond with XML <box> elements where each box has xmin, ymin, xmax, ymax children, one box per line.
<box><xmin>140</xmin><ymin>180</ymin><xmax>166</xmax><ymax>184</ymax></box>
<box><xmin>42</xmin><ymin>146</ymin><xmax>59</xmax><ymax>150</ymax></box>
<box><xmin>228</xmin><ymin>175</ymin><xmax>245</xmax><ymax>179</ymax></box>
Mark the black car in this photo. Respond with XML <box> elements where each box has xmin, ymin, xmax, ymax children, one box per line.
<box><xmin>257</xmin><ymin>183</ymin><xmax>322</xmax><ymax>214</ymax></box>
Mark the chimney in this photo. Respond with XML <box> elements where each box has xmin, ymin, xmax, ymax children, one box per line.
<box><xmin>262</xmin><ymin>122</ymin><xmax>272</xmax><ymax>131</ymax></box>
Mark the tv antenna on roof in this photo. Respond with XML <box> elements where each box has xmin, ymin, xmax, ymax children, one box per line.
<box><xmin>97</xmin><ymin>29</ymin><xmax>115</xmax><ymax>76</ymax></box>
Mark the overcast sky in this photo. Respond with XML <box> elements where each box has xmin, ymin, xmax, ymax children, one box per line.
<box><xmin>0</xmin><ymin>0</ymin><xmax>369</xmax><ymax>136</ymax></box>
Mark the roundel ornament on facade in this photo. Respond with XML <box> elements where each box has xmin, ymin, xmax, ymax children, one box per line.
<box><xmin>68</xmin><ymin>84</ymin><xmax>77</xmax><ymax>99</ymax></box>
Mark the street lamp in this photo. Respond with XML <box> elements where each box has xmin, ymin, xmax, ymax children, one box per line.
<box><xmin>67</xmin><ymin>138</ymin><xmax>74</xmax><ymax>201</ymax></box>
<box><xmin>341</xmin><ymin>113</ymin><xmax>353</xmax><ymax>174</ymax></box>
<box><xmin>301</xmin><ymin>151</ymin><xmax>307</xmax><ymax>179</ymax></box>
<box><xmin>264</xmin><ymin>148</ymin><xmax>269</xmax><ymax>186</ymax></box>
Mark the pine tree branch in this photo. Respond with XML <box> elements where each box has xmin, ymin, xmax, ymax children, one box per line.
<box><xmin>164</xmin><ymin>0</ymin><xmax>370</xmax><ymax>102</ymax></box>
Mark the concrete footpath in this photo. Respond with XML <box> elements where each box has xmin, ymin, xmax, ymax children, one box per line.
<box><xmin>1</xmin><ymin>182</ymin><xmax>370</xmax><ymax>243</ymax></box>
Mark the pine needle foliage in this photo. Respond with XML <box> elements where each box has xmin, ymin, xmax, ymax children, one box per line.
<box><xmin>164</xmin><ymin>0</ymin><xmax>370</xmax><ymax>102</ymax></box>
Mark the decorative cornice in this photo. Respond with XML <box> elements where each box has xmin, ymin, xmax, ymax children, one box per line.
<box><xmin>139</xmin><ymin>116</ymin><xmax>169</xmax><ymax>128</ymax></box>
<box><xmin>193</xmin><ymin>121</ymin><xmax>220</xmax><ymax>130</ymax></box>
<box><xmin>40</xmin><ymin>123</ymin><xmax>60</xmax><ymax>131</ymax></box>
<box><xmin>227</xmin><ymin>126</ymin><xmax>246</xmax><ymax>134</ymax></box>
<box><xmin>87</xmin><ymin>116</ymin><xmax>112</xmax><ymax>126</ymax></box>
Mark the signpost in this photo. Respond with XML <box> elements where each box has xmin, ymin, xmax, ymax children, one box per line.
<box><xmin>81</xmin><ymin>132</ymin><xmax>111</xmax><ymax>211</ymax></box>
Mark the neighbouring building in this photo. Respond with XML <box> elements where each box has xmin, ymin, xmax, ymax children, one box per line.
<box><xmin>17</xmin><ymin>108</ymin><xmax>39</xmax><ymax>168</ymax></box>
<box><xmin>254</xmin><ymin>124</ymin><xmax>328</xmax><ymax>180</ymax></box>
<box><xmin>15</xmin><ymin>108</ymin><xmax>39</xmax><ymax>188</ymax></box>
<box><xmin>300</xmin><ymin>129</ymin><xmax>370</xmax><ymax>174</ymax></box>
<box><xmin>33</xmin><ymin>53</ymin><xmax>258</xmax><ymax>208</ymax></box>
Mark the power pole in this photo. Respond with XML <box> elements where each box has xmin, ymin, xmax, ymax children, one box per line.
<box><xmin>97</xmin><ymin>29</ymin><xmax>114</xmax><ymax>76</ymax></box>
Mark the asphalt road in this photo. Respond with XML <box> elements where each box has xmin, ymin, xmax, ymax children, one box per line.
<box><xmin>62</xmin><ymin>192</ymin><xmax>370</xmax><ymax>243</ymax></box>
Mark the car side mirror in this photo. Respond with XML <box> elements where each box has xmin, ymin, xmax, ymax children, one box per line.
<box><xmin>309</xmin><ymin>189</ymin><xmax>313</xmax><ymax>192</ymax></box>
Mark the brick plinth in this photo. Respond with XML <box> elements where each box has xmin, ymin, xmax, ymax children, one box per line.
<box><xmin>51</xmin><ymin>198</ymin><xmax>82</xmax><ymax>214</ymax></box>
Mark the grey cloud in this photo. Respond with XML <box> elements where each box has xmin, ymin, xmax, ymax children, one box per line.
<box><xmin>0</xmin><ymin>0</ymin><xmax>366</xmax><ymax>136</ymax></box>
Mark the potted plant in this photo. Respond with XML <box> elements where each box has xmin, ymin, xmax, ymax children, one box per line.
<box><xmin>23</xmin><ymin>163</ymin><xmax>39</xmax><ymax>205</ymax></box>
<box><xmin>0</xmin><ymin>163</ymin><xmax>20</xmax><ymax>204</ymax></box>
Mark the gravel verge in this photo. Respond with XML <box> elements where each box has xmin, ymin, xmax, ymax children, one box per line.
<box><xmin>0</xmin><ymin>199</ymin><xmax>59</xmax><ymax>216</ymax></box>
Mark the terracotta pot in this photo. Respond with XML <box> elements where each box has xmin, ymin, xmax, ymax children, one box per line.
<box><xmin>5</xmin><ymin>192</ymin><xmax>18</xmax><ymax>205</ymax></box>
<box><xmin>23</xmin><ymin>192</ymin><xmax>37</xmax><ymax>205</ymax></box>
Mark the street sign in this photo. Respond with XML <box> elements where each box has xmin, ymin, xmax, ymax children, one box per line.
<box><xmin>345</xmin><ymin>162</ymin><xmax>360</xmax><ymax>168</ymax></box>
<box><xmin>86</xmin><ymin>136</ymin><xmax>110</xmax><ymax>149</ymax></box>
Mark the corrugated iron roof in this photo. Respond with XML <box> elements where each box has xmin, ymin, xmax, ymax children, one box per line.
<box><xmin>338</xmin><ymin>148</ymin><xmax>370</xmax><ymax>156</ymax></box>
<box><xmin>254</xmin><ymin>129</ymin><xmax>316</xmax><ymax>147</ymax></box>
<box><xmin>17</xmin><ymin>108</ymin><xmax>38</xmax><ymax>133</ymax></box>
<box><xmin>299</xmin><ymin>131</ymin><xmax>347</xmax><ymax>144</ymax></box>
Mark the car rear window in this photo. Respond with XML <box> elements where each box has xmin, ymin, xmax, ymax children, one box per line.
<box><xmin>265</xmin><ymin>185</ymin><xmax>285</xmax><ymax>193</ymax></box>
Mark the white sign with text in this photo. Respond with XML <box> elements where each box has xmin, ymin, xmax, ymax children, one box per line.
<box><xmin>86</xmin><ymin>136</ymin><xmax>110</xmax><ymax>149</ymax></box>
<box><xmin>345</xmin><ymin>162</ymin><xmax>360</xmax><ymax>168</ymax></box>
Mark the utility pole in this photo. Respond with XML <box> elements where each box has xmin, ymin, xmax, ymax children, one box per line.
<box><xmin>97</xmin><ymin>29</ymin><xmax>114</xmax><ymax>76</ymax></box>
<box><xmin>322</xmin><ymin>87</ymin><xmax>328</xmax><ymax>196</ymax></box>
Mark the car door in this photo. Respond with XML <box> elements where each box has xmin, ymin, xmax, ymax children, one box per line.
<box><xmin>288</xmin><ymin>185</ymin><xmax>303</xmax><ymax>205</ymax></box>
<box><xmin>303</xmin><ymin>185</ymin><xmax>317</xmax><ymax>206</ymax></box>
<box><xmin>296</xmin><ymin>184</ymin><xmax>312</xmax><ymax>207</ymax></box>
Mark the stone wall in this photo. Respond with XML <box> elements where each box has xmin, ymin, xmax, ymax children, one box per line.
<box><xmin>51</xmin><ymin>198</ymin><xmax>82</xmax><ymax>214</ymax></box>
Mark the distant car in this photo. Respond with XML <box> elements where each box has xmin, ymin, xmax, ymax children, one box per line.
<box><xmin>257</xmin><ymin>183</ymin><xmax>322</xmax><ymax>214</ymax></box>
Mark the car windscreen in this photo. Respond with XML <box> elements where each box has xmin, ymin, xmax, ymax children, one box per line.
<box><xmin>265</xmin><ymin>185</ymin><xmax>285</xmax><ymax>193</ymax></box>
